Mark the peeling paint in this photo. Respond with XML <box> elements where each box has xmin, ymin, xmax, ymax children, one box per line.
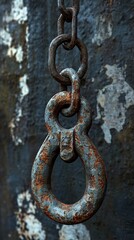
<box><xmin>96</xmin><ymin>64</ymin><xmax>134</xmax><ymax>143</ymax></box>
<box><xmin>16</xmin><ymin>190</ymin><xmax>46</xmax><ymax>240</ymax></box>
<box><xmin>92</xmin><ymin>15</ymin><xmax>113</xmax><ymax>46</ymax></box>
<box><xmin>19</xmin><ymin>75</ymin><xmax>29</xmax><ymax>102</ymax></box>
<box><xmin>1</xmin><ymin>0</ymin><xmax>27</xmax><ymax>61</ymax></box>
<box><xmin>15</xmin><ymin>74</ymin><xmax>29</xmax><ymax>122</ymax></box>
<box><xmin>26</xmin><ymin>26</ymin><xmax>29</xmax><ymax>43</ymax></box>
<box><xmin>3</xmin><ymin>0</ymin><xmax>27</xmax><ymax>24</ymax></box>
<box><xmin>0</xmin><ymin>28</ymin><xmax>12</xmax><ymax>47</ymax></box>
<box><xmin>9</xmin><ymin>75</ymin><xmax>29</xmax><ymax>145</ymax></box>
<box><xmin>59</xmin><ymin>224</ymin><xmax>91</xmax><ymax>240</ymax></box>
<box><xmin>2</xmin><ymin>0</ymin><xmax>29</xmax><ymax>146</ymax></box>
<box><xmin>9</xmin><ymin>119</ymin><xmax>23</xmax><ymax>145</ymax></box>
<box><xmin>7</xmin><ymin>45</ymin><xmax>23</xmax><ymax>63</ymax></box>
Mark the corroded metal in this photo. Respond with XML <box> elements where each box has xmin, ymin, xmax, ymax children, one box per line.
<box><xmin>58</xmin><ymin>6</ymin><xmax>78</xmax><ymax>49</ymax></box>
<box><xmin>60</xmin><ymin>68</ymin><xmax>80</xmax><ymax>116</ymax></box>
<box><xmin>58</xmin><ymin>0</ymin><xmax>79</xmax><ymax>22</ymax></box>
<box><xmin>32</xmin><ymin>0</ymin><xmax>107</xmax><ymax>225</ymax></box>
<box><xmin>31</xmin><ymin>92</ymin><xmax>107</xmax><ymax>224</ymax></box>
<box><xmin>48</xmin><ymin>34</ymin><xmax>88</xmax><ymax>85</ymax></box>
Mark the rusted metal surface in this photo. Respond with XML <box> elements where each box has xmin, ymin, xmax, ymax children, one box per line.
<box><xmin>31</xmin><ymin>91</ymin><xmax>106</xmax><ymax>224</ymax></box>
<box><xmin>1</xmin><ymin>0</ymin><xmax>134</xmax><ymax>238</ymax></box>
<box><xmin>60</xmin><ymin>68</ymin><xmax>80</xmax><ymax>116</ymax></box>
<box><xmin>58</xmin><ymin>0</ymin><xmax>79</xmax><ymax>23</ymax></box>
<box><xmin>48</xmin><ymin>34</ymin><xmax>88</xmax><ymax>85</ymax></box>
<box><xmin>31</xmin><ymin>0</ymin><xmax>107</xmax><ymax>225</ymax></box>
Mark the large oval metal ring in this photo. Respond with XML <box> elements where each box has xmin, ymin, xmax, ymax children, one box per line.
<box><xmin>48</xmin><ymin>34</ymin><xmax>88</xmax><ymax>85</ymax></box>
<box><xmin>31</xmin><ymin>92</ymin><xmax>107</xmax><ymax>224</ymax></box>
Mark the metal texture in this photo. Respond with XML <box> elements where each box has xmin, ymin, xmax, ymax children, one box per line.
<box><xmin>58</xmin><ymin>0</ymin><xmax>79</xmax><ymax>50</ymax></box>
<box><xmin>57</xmin><ymin>0</ymin><xmax>79</xmax><ymax>49</ymax></box>
<box><xmin>60</xmin><ymin>68</ymin><xmax>80</xmax><ymax>116</ymax></box>
<box><xmin>48</xmin><ymin>34</ymin><xmax>88</xmax><ymax>85</ymax></box>
<box><xmin>1</xmin><ymin>0</ymin><xmax>134</xmax><ymax>238</ymax></box>
<box><xmin>58</xmin><ymin>0</ymin><xmax>79</xmax><ymax>21</ymax></box>
<box><xmin>58</xmin><ymin>8</ymin><xmax>78</xmax><ymax>50</ymax></box>
<box><xmin>31</xmin><ymin>92</ymin><xmax>106</xmax><ymax>224</ymax></box>
<box><xmin>31</xmin><ymin>0</ymin><xmax>107</xmax><ymax>225</ymax></box>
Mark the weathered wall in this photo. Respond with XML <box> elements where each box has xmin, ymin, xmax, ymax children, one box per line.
<box><xmin>0</xmin><ymin>0</ymin><xmax>134</xmax><ymax>239</ymax></box>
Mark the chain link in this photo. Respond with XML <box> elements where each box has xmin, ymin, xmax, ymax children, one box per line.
<box><xmin>58</xmin><ymin>0</ymin><xmax>79</xmax><ymax>20</ymax></box>
<box><xmin>58</xmin><ymin>8</ymin><xmax>77</xmax><ymax>50</ymax></box>
<box><xmin>48</xmin><ymin>34</ymin><xmax>88</xmax><ymax>86</ymax></box>
<box><xmin>57</xmin><ymin>0</ymin><xmax>80</xmax><ymax>49</ymax></box>
<box><xmin>60</xmin><ymin>68</ymin><xmax>80</xmax><ymax>116</ymax></box>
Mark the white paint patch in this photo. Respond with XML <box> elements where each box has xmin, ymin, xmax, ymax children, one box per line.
<box><xmin>59</xmin><ymin>224</ymin><xmax>91</xmax><ymax>240</ymax></box>
<box><xmin>15</xmin><ymin>74</ymin><xmax>29</xmax><ymax>123</ymax></box>
<box><xmin>0</xmin><ymin>28</ymin><xmax>12</xmax><ymax>46</ymax></box>
<box><xmin>1</xmin><ymin>0</ymin><xmax>29</xmax><ymax>146</ymax></box>
<box><xmin>26</xmin><ymin>26</ymin><xmax>29</xmax><ymax>43</ymax></box>
<box><xmin>92</xmin><ymin>15</ymin><xmax>112</xmax><ymax>46</ymax></box>
<box><xmin>9</xmin><ymin>119</ymin><xmax>23</xmax><ymax>146</ymax></box>
<box><xmin>9</xmin><ymin>75</ymin><xmax>29</xmax><ymax>145</ymax></box>
<box><xmin>19</xmin><ymin>75</ymin><xmax>29</xmax><ymax>102</ymax></box>
<box><xmin>16</xmin><ymin>190</ymin><xmax>46</xmax><ymax>240</ymax></box>
<box><xmin>7</xmin><ymin>45</ymin><xmax>23</xmax><ymax>63</ymax></box>
<box><xmin>2</xmin><ymin>0</ymin><xmax>28</xmax><ymax>61</ymax></box>
<box><xmin>96</xmin><ymin>64</ymin><xmax>134</xmax><ymax>143</ymax></box>
<box><xmin>3</xmin><ymin>0</ymin><xmax>27</xmax><ymax>24</ymax></box>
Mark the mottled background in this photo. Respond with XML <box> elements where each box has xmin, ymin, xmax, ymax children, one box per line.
<box><xmin>0</xmin><ymin>0</ymin><xmax>134</xmax><ymax>239</ymax></box>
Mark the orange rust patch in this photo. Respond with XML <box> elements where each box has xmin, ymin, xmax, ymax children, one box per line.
<box><xmin>90</xmin><ymin>175</ymin><xmax>96</xmax><ymax>188</ymax></box>
<box><xmin>40</xmin><ymin>146</ymin><xmax>49</xmax><ymax>162</ymax></box>
<box><xmin>94</xmin><ymin>157</ymin><xmax>101</xmax><ymax>168</ymax></box>
<box><xmin>45</xmin><ymin>123</ymin><xmax>52</xmax><ymax>132</ymax></box>
<box><xmin>98</xmin><ymin>177</ymin><xmax>105</xmax><ymax>190</ymax></box>
<box><xmin>35</xmin><ymin>175</ymin><xmax>45</xmax><ymax>190</ymax></box>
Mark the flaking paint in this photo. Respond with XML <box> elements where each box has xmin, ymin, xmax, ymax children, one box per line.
<box><xmin>59</xmin><ymin>224</ymin><xmax>91</xmax><ymax>240</ymax></box>
<box><xmin>92</xmin><ymin>15</ymin><xmax>113</xmax><ymax>46</ymax></box>
<box><xmin>16</xmin><ymin>190</ymin><xmax>46</xmax><ymax>240</ymax></box>
<box><xmin>96</xmin><ymin>64</ymin><xmax>134</xmax><ymax>143</ymax></box>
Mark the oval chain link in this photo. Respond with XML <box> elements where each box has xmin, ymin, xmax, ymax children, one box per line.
<box><xmin>58</xmin><ymin>0</ymin><xmax>80</xmax><ymax>49</ymax></box>
<box><xmin>60</xmin><ymin>68</ymin><xmax>80</xmax><ymax>116</ymax></box>
<box><xmin>58</xmin><ymin>8</ymin><xmax>77</xmax><ymax>50</ymax></box>
<box><xmin>58</xmin><ymin>0</ymin><xmax>79</xmax><ymax>20</ymax></box>
<box><xmin>48</xmin><ymin>34</ymin><xmax>88</xmax><ymax>85</ymax></box>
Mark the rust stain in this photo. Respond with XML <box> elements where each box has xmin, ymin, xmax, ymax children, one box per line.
<box><xmin>90</xmin><ymin>175</ymin><xmax>96</xmax><ymax>188</ymax></box>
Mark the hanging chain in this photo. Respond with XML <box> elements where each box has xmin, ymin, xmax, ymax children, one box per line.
<box><xmin>32</xmin><ymin>0</ymin><xmax>107</xmax><ymax>225</ymax></box>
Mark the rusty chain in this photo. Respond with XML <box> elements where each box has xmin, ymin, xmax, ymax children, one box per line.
<box><xmin>31</xmin><ymin>0</ymin><xmax>107</xmax><ymax>225</ymax></box>
<box><xmin>58</xmin><ymin>0</ymin><xmax>79</xmax><ymax>49</ymax></box>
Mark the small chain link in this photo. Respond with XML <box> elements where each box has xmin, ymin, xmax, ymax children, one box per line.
<box><xmin>58</xmin><ymin>0</ymin><xmax>79</xmax><ymax>20</ymax></box>
<box><xmin>58</xmin><ymin>0</ymin><xmax>79</xmax><ymax>50</ymax></box>
<box><xmin>60</xmin><ymin>68</ymin><xmax>80</xmax><ymax>116</ymax></box>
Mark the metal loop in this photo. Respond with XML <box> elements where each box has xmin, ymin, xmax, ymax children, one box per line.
<box><xmin>58</xmin><ymin>8</ymin><xmax>77</xmax><ymax>50</ymax></box>
<box><xmin>31</xmin><ymin>91</ymin><xmax>106</xmax><ymax>224</ymax></box>
<box><xmin>45</xmin><ymin>92</ymin><xmax>92</xmax><ymax>134</ymax></box>
<box><xmin>48</xmin><ymin>34</ymin><xmax>88</xmax><ymax>85</ymax></box>
<box><xmin>60</xmin><ymin>68</ymin><xmax>80</xmax><ymax>117</ymax></box>
<box><xmin>58</xmin><ymin>0</ymin><xmax>79</xmax><ymax>20</ymax></box>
